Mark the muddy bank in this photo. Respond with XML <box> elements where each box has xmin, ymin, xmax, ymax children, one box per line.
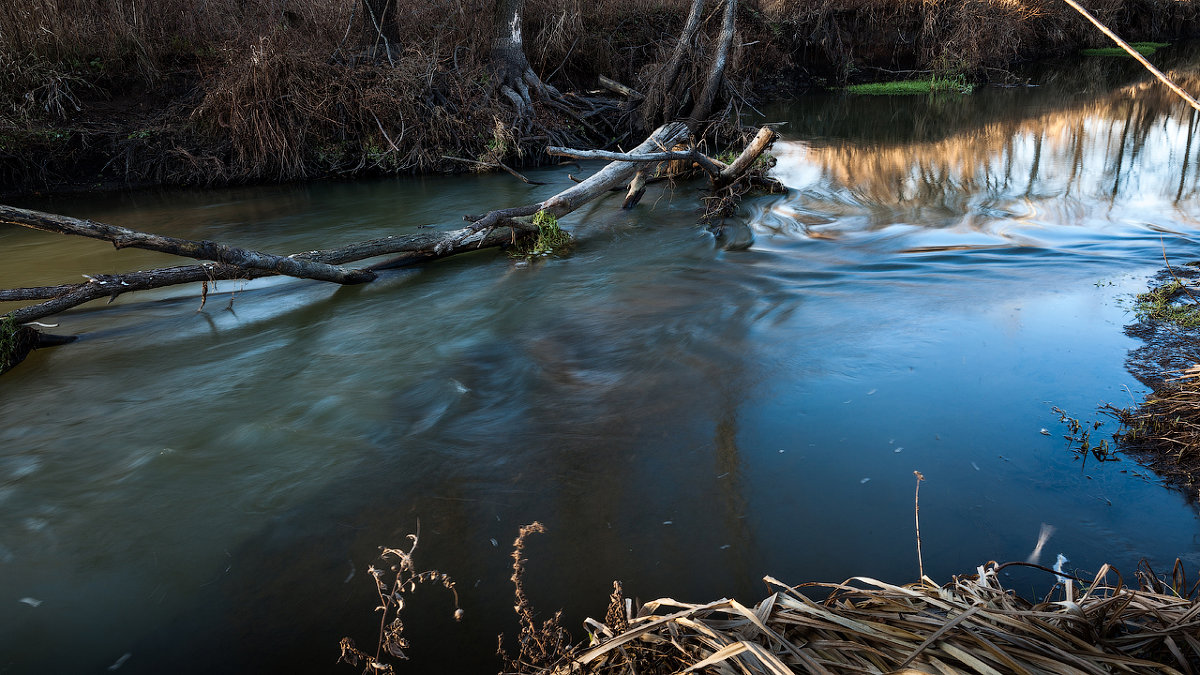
<box><xmin>3</xmin><ymin>0</ymin><xmax>1200</xmax><ymax>198</ymax></box>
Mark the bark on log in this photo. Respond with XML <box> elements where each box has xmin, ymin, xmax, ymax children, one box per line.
<box><xmin>546</xmin><ymin>125</ymin><xmax>777</xmax><ymax>186</ymax></box>
<box><xmin>0</xmin><ymin>206</ymin><xmax>376</xmax><ymax>285</ymax></box>
<box><xmin>546</xmin><ymin>145</ymin><xmax>731</xmax><ymax>178</ymax></box>
<box><xmin>623</xmin><ymin>171</ymin><xmax>647</xmax><ymax>209</ymax></box>
<box><xmin>442</xmin><ymin>122</ymin><xmax>691</xmax><ymax>251</ymax></box>
<box><xmin>3</xmin><ymin>124</ymin><xmax>692</xmax><ymax>324</ymax></box>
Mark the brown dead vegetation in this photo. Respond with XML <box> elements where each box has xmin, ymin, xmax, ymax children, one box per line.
<box><xmin>1</xmin><ymin>0</ymin><xmax>1199</xmax><ymax>195</ymax></box>
<box><xmin>350</xmin><ymin>525</ymin><xmax>1200</xmax><ymax>675</ymax></box>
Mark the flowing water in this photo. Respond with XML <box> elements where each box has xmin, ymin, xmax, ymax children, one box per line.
<box><xmin>6</xmin><ymin>50</ymin><xmax>1200</xmax><ymax>674</ymax></box>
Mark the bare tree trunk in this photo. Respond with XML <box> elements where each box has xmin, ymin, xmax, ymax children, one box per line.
<box><xmin>640</xmin><ymin>0</ymin><xmax>738</xmax><ymax>131</ymax></box>
<box><xmin>689</xmin><ymin>0</ymin><xmax>737</xmax><ymax>128</ymax></box>
<box><xmin>361</xmin><ymin>0</ymin><xmax>404</xmax><ymax>61</ymax></box>
<box><xmin>643</xmin><ymin>0</ymin><xmax>706</xmax><ymax>128</ymax></box>
<box><xmin>491</xmin><ymin>0</ymin><xmax>559</xmax><ymax>114</ymax></box>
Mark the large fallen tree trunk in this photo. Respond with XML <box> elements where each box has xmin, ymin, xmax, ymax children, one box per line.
<box><xmin>1</xmin><ymin>122</ymin><xmax>777</xmax><ymax>375</ymax></box>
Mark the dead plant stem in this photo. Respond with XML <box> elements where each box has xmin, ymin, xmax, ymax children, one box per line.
<box><xmin>914</xmin><ymin>470</ymin><xmax>926</xmax><ymax>582</ymax></box>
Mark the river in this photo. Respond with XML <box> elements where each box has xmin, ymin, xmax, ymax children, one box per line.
<box><xmin>4</xmin><ymin>49</ymin><xmax>1200</xmax><ymax>674</ymax></box>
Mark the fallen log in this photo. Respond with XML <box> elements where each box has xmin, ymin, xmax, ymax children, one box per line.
<box><xmin>2</xmin><ymin>121</ymin><xmax>780</xmax><ymax>375</ymax></box>
<box><xmin>597</xmin><ymin>75</ymin><xmax>643</xmax><ymax>101</ymax></box>
<box><xmin>1</xmin><ymin>224</ymin><xmax>536</xmax><ymax>325</ymax></box>
<box><xmin>438</xmin><ymin>122</ymin><xmax>690</xmax><ymax>250</ymax></box>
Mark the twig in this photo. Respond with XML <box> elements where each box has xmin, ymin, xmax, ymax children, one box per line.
<box><xmin>441</xmin><ymin>155</ymin><xmax>546</xmax><ymax>185</ymax></box>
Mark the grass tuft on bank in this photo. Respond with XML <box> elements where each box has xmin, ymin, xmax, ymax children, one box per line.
<box><xmin>1082</xmin><ymin>41</ymin><xmax>1171</xmax><ymax>57</ymax></box>
<box><xmin>847</xmin><ymin>75</ymin><xmax>974</xmax><ymax>95</ymax></box>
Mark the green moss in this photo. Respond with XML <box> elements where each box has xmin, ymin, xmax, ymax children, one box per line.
<box><xmin>512</xmin><ymin>210</ymin><xmax>572</xmax><ymax>258</ymax></box>
<box><xmin>846</xmin><ymin>75</ymin><xmax>973</xmax><ymax>96</ymax></box>
<box><xmin>1134</xmin><ymin>279</ymin><xmax>1200</xmax><ymax>328</ymax></box>
<box><xmin>1081</xmin><ymin>42</ymin><xmax>1169</xmax><ymax>57</ymax></box>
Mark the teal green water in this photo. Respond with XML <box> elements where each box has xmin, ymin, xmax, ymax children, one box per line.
<box><xmin>4</xmin><ymin>52</ymin><xmax>1200</xmax><ymax>673</ymax></box>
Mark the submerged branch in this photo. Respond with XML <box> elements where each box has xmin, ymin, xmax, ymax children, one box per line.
<box><xmin>0</xmin><ymin>205</ymin><xmax>377</xmax><ymax>285</ymax></box>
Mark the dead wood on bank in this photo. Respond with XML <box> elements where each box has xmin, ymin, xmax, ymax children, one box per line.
<box><xmin>0</xmin><ymin>122</ymin><xmax>780</xmax><ymax>375</ymax></box>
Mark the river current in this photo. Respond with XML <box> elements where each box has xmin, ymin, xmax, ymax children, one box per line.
<box><xmin>4</xmin><ymin>51</ymin><xmax>1200</xmax><ymax>673</ymax></box>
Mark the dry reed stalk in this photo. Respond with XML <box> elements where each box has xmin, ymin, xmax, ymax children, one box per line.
<box><xmin>558</xmin><ymin>561</ymin><xmax>1200</xmax><ymax>675</ymax></box>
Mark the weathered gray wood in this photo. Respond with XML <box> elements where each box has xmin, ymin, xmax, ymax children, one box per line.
<box><xmin>439</xmin><ymin>122</ymin><xmax>690</xmax><ymax>252</ymax></box>
<box><xmin>2</xmin><ymin>120</ymin><xmax>772</xmax><ymax>359</ymax></box>
<box><xmin>536</xmin><ymin>122</ymin><xmax>690</xmax><ymax>216</ymax></box>
<box><xmin>623</xmin><ymin>170</ymin><xmax>647</xmax><ymax>209</ymax></box>
<box><xmin>547</xmin><ymin>125</ymin><xmax>776</xmax><ymax>187</ymax></box>
<box><xmin>4</xmin><ymin>223</ymin><xmax>537</xmax><ymax>325</ymax></box>
<box><xmin>545</xmin><ymin>147</ymin><xmax>696</xmax><ymax>163</ymax></box>
<box><xmin>714</xmin><ymin>126</ymin><xmax>777</xmax><ymax>188</ymax></box>
<box><xmin>598</xmin><ymin>76</ymin><xmax>643</xmax><ymax>100</ymax></box>
<box><xmin>0</xmin><ymin>205</ymin><xmax>376</xmax><ymax>285</ymax></box>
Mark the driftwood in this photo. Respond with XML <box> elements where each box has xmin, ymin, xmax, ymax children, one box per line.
<box><xmin>1</xmin><ymin>121</ymin><xmax>778</xmax><ymax>374</ymax></box>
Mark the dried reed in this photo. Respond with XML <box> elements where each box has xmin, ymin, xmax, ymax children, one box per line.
<box><xmin>561</xmin><ymin>561</ymin><xmax>1200</xmax><ymax>675</ymax></box>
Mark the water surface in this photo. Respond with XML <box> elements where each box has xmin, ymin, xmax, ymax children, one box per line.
<box><xmin>4</xmin><ymin>50</ymin><xmax>1200</xmax><ymax>674</ymax></box>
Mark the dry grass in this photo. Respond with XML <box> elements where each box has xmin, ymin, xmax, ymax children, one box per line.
<box><xmin>760</xmin><ymin>0</ymin><xmax>1200</xmax><ymax>83</ymax></box>
<box><xmin>2</xmin><ymin>0</ymin><xmax>1199</xmax><ymax>190</ymax></box>
<box><xmin>564</xmin><ymin>561</ymin><xmax>1200</xmax><ymax>674</ymax></box>
<box><xmin>1108</xmin><ymin>364</ymin><xmax>1200</xmax><ymax>492</ymax></box>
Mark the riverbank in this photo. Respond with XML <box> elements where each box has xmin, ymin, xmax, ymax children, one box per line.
<box><xmin>3</xmin><ymin>0</ymin><xmax>1200</xmax><ymax>198</ymax></box>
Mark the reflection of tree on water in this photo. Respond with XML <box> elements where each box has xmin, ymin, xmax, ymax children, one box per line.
<box><xmin>770</xmin><ymin>62</ymin><xmax>1200</xmax><ymax>231</ymax></box>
